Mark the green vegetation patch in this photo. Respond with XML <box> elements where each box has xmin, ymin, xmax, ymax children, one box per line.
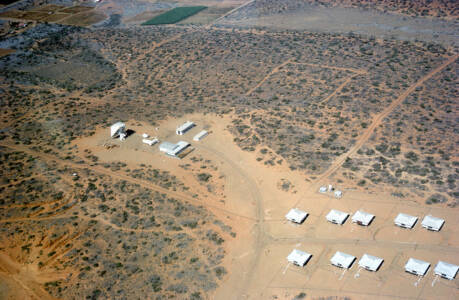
<box><xmin>142</xmin><ymin>6</ymin><xmax>207</xmax><ymax>25</ymax></box>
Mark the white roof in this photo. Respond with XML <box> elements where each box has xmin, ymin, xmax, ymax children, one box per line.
<box><xmin>358</xmin><ymin>254</ymin><xmax>383</xmax><ymax>271</ymax></box>
<box><xmin>434</xmin><ymin>261</ymin><xmax>458</xmax><ymax>280</ymax></box>
<box><xmin>421</xmin><ymin>215</ymin><xmax>444</xmax><ymax>231</ymax></box>
<box><xmin>285</xmin><ymin>208</ymin><xmax>308</xmax><ymax>223</ymax></box>
<box><xmin>110</xmin><ymin>122</ymin><xmax>125</xmax><ymax>137</ymax></box>
<box><xmin>352</xmin><ymin>210</ymin><xmax>375</xmax><ymax>225</ymax></box>
<box><xmin>172</xmin><ymin>141</ymin><xmax>190</xmax><ymax>155</ymax></box>
<box><xmin>177</xmin><ymin>121</ymin><xmax>194</xmax><ymax>132</ymax></box>
<box><xmin>159</xmin><ymin>142</ymin><xmax>177</xmax><ymax>153</ymax></box>
<box><xmin>287</xmin><ymin>249</ymin><xmax>312</xmax><ymax>266</ymax></box>
<box><xmin>394</xmin><ymin>213</ymin><xmax>418</xmax><ymax>228</ymax></box>
<box><xmin>405</xmin><ymin>258</ymin><xmax>430</xmax><ymax>276</ymax></box>
<box><xmin>330</xmin><ymin>251</ymin><xmax>355</xmax><ymax>269</ymax></box>
<box><xmin>326</xmin><ymin>209</ymin><xmax>349</xmax><ymax>224</ymax></box>
<box><xmin>193</xmin><ymin>130</ymin><xmax>208</xmax><ymax>141</ymax></box>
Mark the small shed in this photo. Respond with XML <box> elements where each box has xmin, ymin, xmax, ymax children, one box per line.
<box><xmin>285</xmin><ymin>208</ymin><xmax>308</xmax><ymax>224</ymax></box>
<box><xmin>193</xmin><ymin>130</ymin><xmax>208</xmax><ymax>141</ymax></box>
<box><xmin>319</xmin><ymin>186</ymin><xmax>327</xmax><ymax>193</ymax></box>
<box><xmin>405</xmin><ymin>258</ymin><xmax>430</xmax><ymax>276</ymax></box>
<box><xmin>358</xmin><ymin>254</ymin><xmax>383</xmax><ymax>271</ymax></box>
<box><xmin>110</xmin><ymin>122</ymin><xmax>126</xmax><ymax>140</ymax></box>
<box><xmin>421</xmin><ymin>215</ymin><xmax>444</xmax><ymax>231</ymax></box>
<box><xmin>326</xmin><ymin>209</ymin><xmax>349</xmax><ymax>225</ymax></box>
<box><xmin>176</xmin><ymin>121</ymin><xmax>195</xmax><ymax>135</ymax></box>
<box><xmin>330</xmin><ymin>251</ymin><xmax>355</xmax><ymax>269</ymax></box>
<box><xmin>394</xmin><ymin>213</ymin><xmax>418</xmax><ymax>229</ymax></box>
<box><xmin>287</xmin><ymin>249</ymin><xmax>312</xmax><ymax>267</ymax></box>
<box><xmin>142</xmin><ymin>138</ymin><xmax>158</xmax><ymax>146</ymax></box>
<box><xmin>351</xmin><ymin>210</ymin><xmax>375</xmax><ymax>226</ymax></box>
<box><xmin>334</xmin><ymin>190</ymin><xmax>343</xmax><ymax>198</ymax></box>
<box><xmin>434</xmin><ymin>261</ymin><xmax>458</xmax><ymax>280</ymax></box>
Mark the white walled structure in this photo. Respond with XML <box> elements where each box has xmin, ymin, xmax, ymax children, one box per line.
<box><xmin>394</xmin><ymin>213</ymin><xmax>418</xmax><ymax>229</ymax></box>
<box><xmin>287</xmin><ymin>249</ymin><xmax>312</xmax><ymax>267</ymax></box>
<box><xmin>285</xmin><ymin>208</ymin><xmax>308</xmax><ymax>224</ymax></box>
<box><xmin>358</xmin><ymin>254</ymin><xmax>383</xmax><ymax>271</ymax></box>
<box><xmin>326</xmin><ymin>209</ymin><xmax>349</xmax><ymax>225</ymax></box>
<box><xmin>405</xmin><ymin>258</ymin><xmax>430</xmax><ymax>276</ymax></box>
<box><xmin>176</xmin><ymin>121</ymin><xmax>195</xmax><ymax>135</ymax></box>
<box><xmin>351</xmin><ymin>210</ymin><xmax>375</xmax><ymax>226</ymax></box>
<box><xmin>142</xmin><ymin>138</ymin><xmax>158</xmax><ymax>146</ymax></box>
<box><xmin>159</xmin><ymin>141</ymin><xmax>190</xmax><ymax>157</ymax></box>
<box><xmin>330</xmin><ymin>251</ymin><xmax>355</xmax><ymax>269</ymax></box>
<box><xmin>193</xmin><ymin>130</ymin><xmax>208</xmax><ymax>141</ymax></box>
<box><xmin>421</xmin><ymin>215</ymin><xmax>445</xmax><ymax>231</ymax></box>
<box><xmin>110</xmin><ymin>122</ymin><xmax>126</xmax><ymax>140</ymax></box>
<box><xmin>434</xmin><ymin>261</ymin><xmax>458</xmax><ymax>280</ymax></box>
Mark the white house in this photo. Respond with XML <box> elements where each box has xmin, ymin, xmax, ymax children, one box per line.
<box><xmin>287</xmin><ymin>249</ymin><xmax>312</xmax><ymax>267</ymax></box>
<box><xmin>358</xmin><ymin>254</ymin><xmax>383</xmax><ymax>271</ymax></box>
<box><xmin>193</xmin><ymin>130</ymin><xmax>208</xmax><ymax>141</ymax></box>
<box><xmin>405</xmin><ymin>258</ymin><xmax>430</xmax><ymax>276</ymax></box>
<box><xmin>159</xmin><ymin>141</ymin><xmax>190</xmax><ymax>157</ymax></box>
<box><xmin>326</xmin><ymin>209</ymin><xmax>349</xmax><ymax>225</ymax></box>
<box><xmin>330</xmin><ymin>251</ymin><xmax>355</xmax><ymax>269</ymax></box>
<box><xmin>285</xmin><ymin>208</ymin><xmax>308</xmax><ymax>224</ymax></box>
<box><xmin>421</xmin><ymin>215</ymin><xmax>444</xmax><ymax>231</ymax></box>
<box><xmin>176</xmin><ymin>121</ymin><xmax>195</xmax><ymax>135</ymax></box>
<box><xmin>434</xmin><ymin>261</ymin><xmax>458</xmax><ymax>280</ymax></box>
<box><xmin>394</xmin><ymin>213</ymin><xmax>418</xmax><ymax>229</ymax></box>
<box><xmin>351</xmin><ymin>210</ymin><xmax>375</xmax><ymax>226</ymax></box>
<box><xmin>110</xmin><ymin>122</ymin><xmax>126</xmax><ymax>140</ymax></box>
<box><xmin>142</xmin><ymin>138</ymin><xmax>158</xmax><ymax>146</ymax></box>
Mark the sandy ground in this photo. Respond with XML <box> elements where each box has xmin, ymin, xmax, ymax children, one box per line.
<box><xmin>72</xmin><ymin>113</ymin><xmax>459</xmax><ymax>300</ymax></box>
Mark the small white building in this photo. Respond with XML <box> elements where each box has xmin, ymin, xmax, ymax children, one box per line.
<box><xmin>421</xmin><ymin>215</ymin><xmax>445</xmax><ymax>231</ymax></box>
<box><xmin>142</xmin><ymin>138</ymin><xmax>158</xmax><ymax>146</ymax></box>
<box><xmin>193</xmin><ymin>130</ymin><xmax>208</xmax><ymax>141</ymax></box>
<box><xmin>110</xmin><ymin>122</ymin><xmax>127</xmax><ymax>140</ymax></box>
<box><xmin>334</xmin><ymin>190</ymin><xmax>343</xmax><ymax>198</ymax></box>
<box><xmin>394</xmin><ymin>213</ymin><xmax>418</xmax><ymax>229</ymax></box>
<box><xmin>285</xmin><ymin>208</ymin><xmax>308</xmax><ymax>224</ymax></box>
<box><xmin>176</xmin><ymin>121</ymin><xmax>195</xmax><ymax>135</ymax></box>
<box><xmin>434</xmin><ymin>261</ymin><xmax>458</xmax><ymax>280</ymax></box>
<box><xmin>351</xmin><ymin>210</ymin><xmax>375</xmax><ymax>226</ymax></box>
<box><xmin>287</xmin><ymin>249</ymin><xmax>312</xmax><ymax>267</ymax></box>
<box><xmin>326</xmin><ymin>209</ymin><xmax>349</xmax><ymax>225</ymax></box>
<box><xmin>330</xmin><ymin>251</ymin><xmax>355</xmax><ymax>269</ymax></box>
<box><xmin>405</xmin><ymin>258</ymin><xmax>430</xmax><ymax>276</ymax></box>
<box><xmin>358</xmin><ymin>254</ymin><xmax>383</xmax><ymax>272</ymax></box>
<box><xmin>159</xmin><ymin>141</ymin><xmax>190</xmax><ymax>157</ymax></box>
<box><xmin>319</xmin><ymin>186</ymin><xmax>327</xmax><ymax>193</ymax></box>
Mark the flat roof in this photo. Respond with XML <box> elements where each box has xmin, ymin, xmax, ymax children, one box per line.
<box><xmin>358</xmin><ymin>254</ymin><xmax>383</xmax><ymax>271</ymax></box>
<box><xmin>394</xmin><ymin>213</ymin><xmax>418</xmax><ymax>228</ymax></box>
<box><xmin>434</xmin><ymin>261</ymin><xmax>458</xmax><ymax>279</ymax></box>
<box><xmin>352</xmin><ymin>210</ymin><xmax>375</xmax><ymax>225</ymax></box>
<box><xmin>326</xmin><ymin>209</ymin><xmax>349</xmax><ymax>224</ymax></box>
<box><xmin>405</xmin><ymin>258</ymin><xmax>430</xmax><ymax>276</ymax></box>
<box><xmin>421</xmin><ymin>215</ymin><xmax>445</xmax><ymax>230</ymax></box>
<box><xmin>285</xmin><ymin>208</ymin><xmax>308</xmax><ymax>223</ymax></box>
<box><xmin>287</xmin><ymin>249</ymin><xmax>312</xmax><ymax>266</ymax></box>
<box><xmin>330</xmin><ymin>251</ymin><xmax>355</xmax><ymax>269</ymax></box>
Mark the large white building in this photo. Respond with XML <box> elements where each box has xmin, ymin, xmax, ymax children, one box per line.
<box><xmin>434</xmin><ymin>261</ymin><xmax>458</xmax><ymax>280</ymax></box>
<box><xmin>176</xmin><ymin>121</ymin><xmax>195</xmax><ymax>135</ymax></box>
<box><xmin>421</xmin><ymin>215</ymin><xmax>445</xmax><ymax>231</ymax></box>
<box><xmin>287</xmin><ymin>249</ymin><xmax>312</xmax><ymax>267</ymax></box>
<box><xmin>159</xmin><ymin>141</ymin><xmax>190</xmax><ymax>157</ymax></box>
<box><xmin>358</xmin><ymin>254</ymin><xmax>383</xmax><ymax>272</ymax></box>
<box><xmin>394</xmin><ymin>213</ymin><xmax>418</xmax><ymax>229</ymax></box>
<box><xmin>351</xmin><ymin>210</ymin><xmax>375</xmax><ymax>226</ymax></box>
<box><xmin>330</xmin><ymin>251</ymin><xmax>355</xmax><ymax>269</ymax></box>
<box><xmin>326</xmin><ymin>209</ymin><xmax>349</xmax><ymax>225</ymax></box>
<box><xmin>405</xmin><ymin>258</ymin><xmax>430</xmax><ymax>276</ymax></box>
<box><xmin>285</xmin><ymin>208</ymin><xmax>308</xmax><ymax>224</ymax></box>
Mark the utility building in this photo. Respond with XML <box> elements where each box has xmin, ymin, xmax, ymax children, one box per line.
<box><xmin>287</xmin><ymin>249</ymin><xmax>312</xmax><ymax>267</ymax></box>
<box><xmin>176</xmin><ymin>121</ymin><xmax>195</xmax><ymax>135</ymax></box>
<box><xmin>110</xmin><ymin>122</ymin><xmax>127</xmax><ymax>141</ymax></box>
<box><xmin>351</xmin><ymin>210</ymin><xmax>375</xmax><ymax>226</ymax></box>
<box><xmin>358</xmin><ymin>254</ymin><xmax>383</xmax><ymax>272</ymax></box>
<box><xmin>326</xmin><ymin>209</ymin><xmax>349</xmax><ymax>225</ymax></box>
<box><xmin>394</xmin><ymin>213</ymin><xmax>418</xmax><ymax>229</ymax></box>
<box><xmin>421</xmin><ymin>215</ymin><xmax>445</xmax><ymax>231</ymax></box>
<box><xmin>330</xmin><ymin>251</ymin><xmax>355</xmax><ymax>269</ymax></box>
<box><xmin>405</xmin><ymin>258</ymin><xmax>430</xmax><ymax>276</ymax></box>
<box><xmin>159</xmin><ymin>141</ymin><xmax>190</xmax><ymax>157</ymax></box>
<box><xmin>434</xmin><ymin>261</ymin><xmax>458</xmax><ymax>280</ymax></box>
<box><xmin>193</xmin><ymin>130</ymin><xmax>208</xmax><ymax>141</ymax></box>
<box><xmin>285</xmin><ymin>208</ymin><xmax>308</xmax><ymax>224</ymax></box>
